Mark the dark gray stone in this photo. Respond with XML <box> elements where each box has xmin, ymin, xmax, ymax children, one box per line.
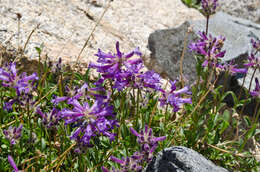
<box><xmin>143</xmin><ymin>146</ymin><xmax>229</xmax><ymax>172</ymax></box>
<box><xmin>148</xmin><ymin>12</ymin><xmax>260</xmax><ymax>89</ymax></box>
<box><xmin>148</xmin><ymin>21</ymin><xmax>197</xmax><ymax>85</ymax></box>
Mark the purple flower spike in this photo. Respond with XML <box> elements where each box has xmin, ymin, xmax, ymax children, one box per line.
<box><xmin>220</xmin><ymin>61</ymin><xmax>248</xmax><ymax>76</ymax></box>
<box><xmin>130</xmin><ymin>125</ymin><xmax>166</xmax><ymax>147</ymax></box>
<box><xmin>251</xmin><ymin>38</ymin><xmax>260</xmax><ymax>52</ymax></box>
<box><xmin>202</xmin><ymin>0</ymin><xmax>218</xmax><ymax>16</ymax></box>
<box><xmin>8</xmin><ymin>155</ymin><xmax>19</xmax><ymax>172</ymax></box>
<box><xmin>159</xmin><ymin>80</ymin><xmax>192</xmax><ymax>112</ymax></box>
<box><xmin>0</xmin><ymin>63</ymin><xmax>38</xmax><ymax>95</ymax></box>
<box><xmin>244</xmin><ymin>53</ymin><xmax>260</xmax><ymax>69</ymax></box>
<box><xmin>130</xmin><ymin>125</ymin><xmax>166</xmax><ymax>163</ymax></box>
<box><xmin>104</xmin><ymin>125</ymin><xmax>165</xmax><ymax>171</ymax></box>
<box><xmin>250</xmin><ymin>78</ymin><xmax>260</xmax><ymax>98</ymax></box>
<box><xmin>36</xmin><ymin>108</ymin><xmax>61</xmax><ymax>130</ymax></box>
<box><xmin>110</xmin><ymin>155</ymin><xmax>142</xmax><ymax>172</ymax></box>
<box><xmin>89</xmin><ymin>41</ymin><xmax>142</xmax><ymax>79</ymax></box>
<box><xmin>189</xmin><ymin>31</ymin><xmax>226</xmax><ymax>68</ymax></box>
<box><xmin>61</xmin><ymin>98</ymin><xmax>118</xmax><ymax>152</ymax></box>
<box><xmin>3</xmin><ymin>124</ymin><xmax>23</xmax><ymax>145</ymax></box>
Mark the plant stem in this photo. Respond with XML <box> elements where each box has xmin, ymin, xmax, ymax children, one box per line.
<box><xmin>206</xmin><ymin>15</ymin><xmax>209</xmax><ymax>35</ymax></box>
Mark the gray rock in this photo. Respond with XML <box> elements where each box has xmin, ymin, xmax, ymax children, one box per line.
<box><xmin>148</xmin><ymin>12</ymin><xmax>260</xmax><ymax>89</ymax></box>
<box><xmin>218</xmin><ymin>0</ymin><xmax>260</xmax><ymax>24</ymax></box>
<box><xmin>0</xmin><ymin>0</ymin><xmax>203</xmax><ymax>67</ymax></box>
<box><xmin>148</xmin><ymin>21</ymin><xmax>198</xmax><ymax>84</ymax></box>
<box><xmin>143</xmin><ymin>146</ymin><xmax>229</xmax><ymax>172</ymax></box>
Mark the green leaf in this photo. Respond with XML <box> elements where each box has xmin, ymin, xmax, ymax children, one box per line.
<box><xmin>239</xmin><ymin>123</ymin><xmax>257</xmax><ymax>151</ymax></box>
<box><xmin>243</xmin><ymin>116</ymin><xmax>251</xmax><ymax>127</ymax></box>
<box><xmin>41</xmin><ymin>138</ymin><xmax>46</xmax><ymax>150</ymax></box>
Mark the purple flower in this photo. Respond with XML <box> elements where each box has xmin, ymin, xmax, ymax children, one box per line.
<box><xmin>189</xmin><ymin>31</ymin><xmax>226</xmax><ymax>68</ymax></box>
<box><xmin>61</xmin><ymin>98</ymin><xmax>118</xmax><ymax>150</ymax></box>
<box><xmin>89</xmin><ymin>41</ymin><xmax>142</xmax><ymax>79</ymax></box>
<box><xmin>36</xmin><ymin>108</ymin><xmax>61</xmax><ymax>130</ymax></box>
<box><xmin>251</xmin><ymin>38</ymin><xmax>260</xmax><ymax>52</ymax></box>
<box><xmin>52</xmin><ymin>80</ymin><xmax>107</xmax><ymax>105</ymax></box>
<box><xmin>201</xmin><ymin>0</ymin><xmax>218</xmax><ymax>16</ymax></box>
<box><xmin>109</xmin><ymin>154</ymin><xmax>143</xmax><ymax>172</ymax></box>
<box><xmin>138</xmin><ymin>70</ymin><xmax>162</xmax><ymax>91</ymax></box>
<box><xmin>8</xmin><ymin>155</ymin><xmax>19</xmax><ymax>172</ymax></box>
<box><xmin>244</xmin><ymin>53</ymin><xmax>260</xmax><ymax>69</ymax></box>
<box><xmin>104</xmin><ymin>125</ymin><xmax>165</xmax><ymax>171</ymax></box>
<box><xmin>220</xmin><ymin>61</ymin><xmax>248</xmax><ymax>76</ymax></box>
<box><xmin>51</xmin><ymin>84</ymin><xmax>87</xmax><ymax>105</ymax></box>
<box><xmin>130</xmin><ymin>125</ymin><xmax>166</xmax><ymax>162</ymax></box>
<box><xmin>0</xmin><ymin>63</ymin><xmax>38</xmax><ymax>95</ymax></box>
<box><xmin>3</xmin><ymin>124</ymin><xmax>23</xmax><ymax>145</ymax></box>
<box><xmin>250</xmin><ymin>78</ymin><xmax>260</xmax><ymax>98</ymax></box>
<box><xmin>159</xmin><ymin>80</ymin><xmax>192</xmax><ymax>112</ymax></box>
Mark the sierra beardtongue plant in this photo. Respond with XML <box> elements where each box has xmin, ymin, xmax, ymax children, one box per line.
<box><xmin>3</xmin><ymin>124</ymin><xmax>23</xmax><ymax>145</ymax></box>
<box><xmin>60</xmin><ymin>94</ymin><xmax>118</xmax><ymax>153</ymax></box>
<box><xmin>102</xmin><ymin>125</ymin><xmax>166</xmax><ymax>172</ymax></box>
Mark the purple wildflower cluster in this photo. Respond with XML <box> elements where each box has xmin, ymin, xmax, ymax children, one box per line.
<box><xmin>245</xmin><ymin>39</ymin><xmax>260</xmax><ymax>69</ymax></box>
<box><xmin>51</xmin><ymin>79</ymin><xmax>118</xmax><ymax>153</ymax></box>
<box><xmin>36</xmin><ymin>108</ymin><xmax>61</xmax><ymax>131</ymax></box>
<box><xmin>89</xmin><ymin>42</ymin><xmax>163</xmax><ymax>91</ymax></box>
<box><xmin>102</xmin><ymin>125</ymin><xmax>166</xmax><ymax>172</ymax></box>
<box><xmin>201</xmin><ymin>0</ymin><xmax>218</xmax><ymax>16</ymax></box>
<box><xmin>90</xmin><ymin>42</ymin><xmax>192</xmax><ymax>112</ymax></box>
<box><xmin>3</xmin><ymin>124</ymin><xmax>23</xmax><ymax>145</ymax></box>
<box><xmin>189</xmin><ymin>31</ymin><xmax>249</xmax><ymax>78</ymax></box>
<box><xmin>0</xmin><ymin>63</ymin><xmax>38</xmax><ymax>95</ymax></box>
<box><xmin>219</xmin><ymin>60</ymin><xmax>248</xmax><ymax>76</ymax></box>
<box><xmin>0</xmin><ymin>63</ymin><xmax>38</xmax><ymax>110</ymax></box>
<box><xmin>189</xmin><ymin>31</ymin><xmax>226</xmax><ymax>68</ymax></box>
<box><xmin>159</xmin><ymin>80</ymin><xmax>192</xmax><ymax>112</ymax></box>
<box><xmin>62</xmin><ymin>98</ymin><xmax>117</xmax><ymax>149</ymax></box>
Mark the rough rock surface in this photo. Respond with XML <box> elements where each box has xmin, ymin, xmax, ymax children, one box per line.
<box><xmin>148</xmin><ymin>12</ymin><xmax>260</xmax><ymax>89</ymax></box>
<box><xmin>218</xmin><ymin>0</ymin><xmax>260</xmax><ymax>24</ymax></box>
<box><xmin>0</xmin><ymin>0</ymin><xmax>203</xmax><ymax>67</ymax></box>
<box><xmin>143</xmin><ymin>146</ymin><xmax>229</xmax><ymax>172</ymax></box>
<box><xmin>148</xmin><ymin>21</ymin><xmax>197</xmax><ymax>84</ymax></box>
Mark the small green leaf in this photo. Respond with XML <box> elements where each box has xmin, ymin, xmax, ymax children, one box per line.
<box><xmin>243</xmin><ymin>116</ymin><xmax>251</xmax><ymax>127</ymax></box>
<box><xmin>41</xmin><ymin>138</ymin><xmax>46</xmax><ymax>150</ymax></box>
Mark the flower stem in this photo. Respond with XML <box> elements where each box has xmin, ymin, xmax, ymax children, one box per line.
<box><xmin>206</xmin><ymin>15</ymin><xmax>209</xmax><ymax>35</ymax></box>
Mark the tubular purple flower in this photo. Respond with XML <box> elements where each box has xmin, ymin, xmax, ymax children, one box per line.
<box><xmin>89</xmin><ymin>41</ymin><xmax>142</xmax><ymax>79</ymax></box>
<box><xmin>159</xmin><ymin>80</ymin><xmax>192</xmax><ymax>112</ymax></box>
<box><xmin>101</xmin><ymin>167</ymin><xmax>110</xmax><ymax>172</ymax></box>
<box><xmin>244</xmin><ymin>53</ymin><xmax>260</xmax><ymax>69</ymax></box>
<box><xmin>250</xmin><ymin>78</ymin><xmax>260</xmax><ymax>98</ymax></box>
<box><xmin>0</xmin><ymin>63</ymin><xmax>38</xmax><ymax>95</ymax></box>
<box><xmin>110</xmin><ymin>155</ymin><xmax>142</xmax><ymax>171</ymax></box>
<box><xmin>36</xmin><ymin>108</ymin><xmax>61</xmax><ymax>130</ymax></box>
<box><xmin>61</xmin><ymin>98</ymin><xmax>117</xmax><ymax>149</ymax></box>
<box><xmin>189</xmin><ymin>31</ymin><xmax>226</xmax><ymax>68</ymax></box>
<box><xmin>220</xmin><ymin>61</ymin><xmax>248</xmax><ymax>76</ymax></box>
<box><xmin>251</xmin><ymin>38</ymin><xmax>260</xmax><ymax>52</ymax></box>
<box><xmin>3</xmin><ymin>124</ymin><xmax>23</xmax><ymax>145</ymax></box>
<box><xmin>110</xmin><ymin>156</ymin><xmax>124</xmax><ymax>165</ymax></box>
<box><xmin>202</xmin><ymin>0</ymin><xmax>218</xmax><ymax>16</ymax></box>
<box><xmin>8</xmin><ymin>155</ymin><xmax>19</xmax><ymax>172</ymax></box>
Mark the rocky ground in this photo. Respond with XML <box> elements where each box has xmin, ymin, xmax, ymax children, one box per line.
<box><xmin>218</xmin><ymin>0</ymin><xmax>260</xmax><ymax>24</ymax></box>
<box><xmin>0</xmin><ymin>0</ymin><xmax>202</xmax><ymax>67</ymax></box>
